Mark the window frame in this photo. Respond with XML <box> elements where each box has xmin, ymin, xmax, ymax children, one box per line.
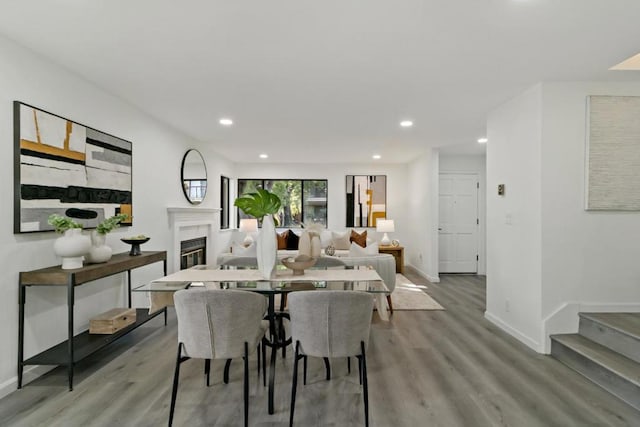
<box><xmin>236</xmin><ymin>178</ymin><xmax>328</xmax><ymax>228</ymax></box>
<box><xmin>220</xmin><ymin>175</ymin><xmax>230</xmax><ymax>230</ymax></box>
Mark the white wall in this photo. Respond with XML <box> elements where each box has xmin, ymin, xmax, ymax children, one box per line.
<box><xmin>439</xmin><ymin>154</ymin><xmax>487</xmax><ymax>275</ymax></box>
<box><xmin>540</xmin><ymin>82</ymin><xmax>640</xmax><ymax>350</ymax></box>
<box><xmin>233</xmin><ymin>162</ymin><xmax>409</xmax><ymax>246</ymax></box>
<box><xmin>0</xmin><ymin>35</ymin><xmax>234</xmax><ymax>395</ymax></box>
<box><xmin>486</xmin><ymin>84</ymin><xmax>543</xmax><ymax>351</ymax></box>
<box><xmin>405</xmin><ymin>149</ymin><xmax>440</xmax><ymax>282</ymax></box>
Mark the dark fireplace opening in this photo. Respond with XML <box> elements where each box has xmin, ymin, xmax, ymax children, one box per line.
<box><xmin>180</xmin><ymin>237</ymin><xmax>206</xmax><ymax>270</ymax></box>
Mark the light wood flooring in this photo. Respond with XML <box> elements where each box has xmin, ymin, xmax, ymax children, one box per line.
<box><xmin>1</xmin><ymin>272</ymin><xmax>639</xmax><ymax>426</ymax></box>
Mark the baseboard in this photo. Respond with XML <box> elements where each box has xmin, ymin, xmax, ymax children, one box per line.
<box><xmin>405</xmin><ymin>265</ymin><xmax>440</xmax><ymax>283</ymax></box>
<box><xmin>0</xmin><ymin>365</ymin><xmax>55</xmax><ymax>400</ymax></box>
<box><xmin>542</xmin><ymin>301</ymin><xmax>640</xmax><ymax>354</ymax></box>
<box><xmin>484</xmin><ymin>311</ymin><xmax>543</xmax><ymax>353</ymax></box>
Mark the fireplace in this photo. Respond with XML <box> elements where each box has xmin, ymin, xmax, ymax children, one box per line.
<box><xmin>180</xmin><ymin>237</ymin><xmax>206</xmax><ymax>270</ymax></box>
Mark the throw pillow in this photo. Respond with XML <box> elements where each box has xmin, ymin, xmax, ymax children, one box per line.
<box><xmin>277</xmin><ymin>231</ymin><xmax>288</xmax><ymax>250</ymax></box>
<box><xmin>231</xmin><ymin>242</ymin><xmax>257</xmax><ymax>256</ymax></box>
<box><xmin>348</xmin><ymin>241</ymin><xmax>379</xmax><ymax>257</ymax></box>
<box><xmin>350</xmin><ymin>229</ymin><xmax>367</xmax><ymax>247</ymax></box>
<box><xmin>286</xmin><ymin>229</ymin><xmax>300</xmax><ymax>250</ymax></box>
<box><xmin>331</xmin><ymin>231</ymin><xmax>351</xmax><ymax>250</ymax></box>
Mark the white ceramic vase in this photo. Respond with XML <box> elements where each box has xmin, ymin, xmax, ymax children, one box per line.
<box><xmin>310</xmin><ymin>234</ymin><xmax>321</xmax><ymax>258</ymax></box>
<box><xmin>298</xmin><ymin>231</ymin><xmax>311</xmax><ymax>257</ymax></box>
<box><xmin>257</xmin><ymin>215</ymin><xmax>277</xmax><ymax>279</ymax></box>
<box><xmin>53</xmin><ymin>228</ymin><xmax>91</xmax><ymax>269</ymax></box>
<box><xmin>85</xmin><ymin>231</ymin><xmax>113</xmax><ymax>264</ymax></box>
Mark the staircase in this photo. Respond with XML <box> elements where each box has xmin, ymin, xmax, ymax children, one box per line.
<box><xmin>550</xmin><ymin>312</ymin><xmax>640</xmax><ymax>411</ymax></box>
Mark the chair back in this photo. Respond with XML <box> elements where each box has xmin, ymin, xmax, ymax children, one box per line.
<box><xmin>220</xmin><ymin>257</ymin><xmax>259</xmax><ymax>267</ymax></box>
<box><xmin>288</xmin><ymin>291</ymin><xmax>374</xmax><ymax>358</ymax></box>
<box><xmin>174</xmin><ymin>289</ymin><xmax>267</xmax><ymax>360</ymax></box>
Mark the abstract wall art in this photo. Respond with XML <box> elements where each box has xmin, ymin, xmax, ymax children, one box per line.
<box><xmin>345</xmin><ymin>175</ymin><xmax>386</xmax><ymax>227</ymax></box>
<box><xmin>14</xmin><ymin>101</ymin><xmax>133</xmax><ymax>233</ymax></box>
<box><xmin>585</xmin><ymin>96</ymin><xmax>640</xmax><ymax>210</ymax></box>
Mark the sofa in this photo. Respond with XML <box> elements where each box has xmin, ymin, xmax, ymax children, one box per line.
<box><xmin>217</xmin><ymin>228</ymin><xmax>397</xmax><ymax>295</ymax></box>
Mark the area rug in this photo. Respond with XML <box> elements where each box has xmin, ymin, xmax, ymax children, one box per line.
<box><xmin>393</xmin><ymin>274</ymin><xmax>445</xmax><ymax>310</ymax></box>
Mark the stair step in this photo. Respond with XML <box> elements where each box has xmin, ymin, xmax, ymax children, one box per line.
<box><xmin>551</xmin><ymin>333</ymin><xmax>640</xmax><ymax>411</ymax></box>
<box><xmin>579</xmin><ymin>313</ymin><xmax>640</xmax><ymax>363</ymax></box>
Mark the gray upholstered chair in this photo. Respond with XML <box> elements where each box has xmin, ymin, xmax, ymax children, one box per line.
<box><xmin>287</xmin><ymin>291</ymin><xmax>375</xmax><ymax>427</ymax></box>
<box><xmin>169</xmin><ymin>289</ymin><xmax>269</xmax><ymax>427</ymax></box>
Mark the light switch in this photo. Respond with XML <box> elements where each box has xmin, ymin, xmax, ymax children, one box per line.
<box><xmin>498</xmin><ymin>184</ymin><xmax>505</xmax><ymax>196</ymax></box>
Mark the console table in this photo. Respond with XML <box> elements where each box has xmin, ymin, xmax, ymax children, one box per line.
<box><xmin>378</xmin><ymin>245</ymin><xmax>404</xmax><ymax>274</ymax></box>
<box><xmin>18</xmin><ymin>251</ymin><xmax>167</xmax><ymax>390</ymax></box>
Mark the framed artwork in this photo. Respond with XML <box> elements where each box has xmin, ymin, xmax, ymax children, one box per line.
<box><xmin>585</xmin><ymin>96</ymin><xmax>640</xmax><ymax>210</ymax></box>
<box><xmin>14</xmin><ymin>101</ymin><xmax>133</xmax><ymax>233</ymax></box>
<box><xmin>345</xmin><ymin>175</ymin><xmax>386</xmax><ymax>227</ymax></box>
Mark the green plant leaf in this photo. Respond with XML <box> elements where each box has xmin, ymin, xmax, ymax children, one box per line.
<box><xmin>234</xmin><ymin>189</ymin><xmax>282</xmax><ymax>218</ymax></box>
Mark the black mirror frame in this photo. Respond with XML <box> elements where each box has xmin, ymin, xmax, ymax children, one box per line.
<box><xmin>181</xmin><ymin>149</ymin><xmax>208</xmax><ymax>205</ymax></box>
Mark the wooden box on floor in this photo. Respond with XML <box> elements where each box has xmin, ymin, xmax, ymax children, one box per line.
<box><xmin>90</xmin><ymin>308</ymin><xmax>136</xmax><ymax>334</ymax></box>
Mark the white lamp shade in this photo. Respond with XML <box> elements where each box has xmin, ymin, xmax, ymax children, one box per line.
<box><xmin>376</xmin><ymin>219</ymin><xmax>395</xmax><ymax>233</ymax></box>
<box><xmin>239</xmin><ymin>218</ymin><xmax>258</xmax><ymax>233</ymax></box>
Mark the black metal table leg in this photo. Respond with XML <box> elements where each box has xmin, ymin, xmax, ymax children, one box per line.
<box><xmin>267</xmin><ymin>294</ymin><xmax>277</xmax><ymax>414</ymax></box>
<box><xmin>127</xmin><ymin>270</ymin><xmax>132</xmax><ymax>309</ymax></box>
<box><xmin>17</xmin><ymin>284</ymin><xmax>26</xmax><ymax>389</ymax></box>
<box><xmin>67</xmin><ymin>276</ymin><xmax>75</xmax><ymax>391</ymax></box>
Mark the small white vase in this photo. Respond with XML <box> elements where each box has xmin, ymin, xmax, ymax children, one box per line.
<box><xmin>310</xmin><ymin>234</ymin><xmax>321</xmax><ymax>258</ymax></box>
<box><xmin>53</xmin><ymin>229</ymin><xmax>91</xmax><ymax>270</ymax></box>
<box><xmin>298</xmin><ymin>231</ymin><xmax>311</xmax><ymax>257</ymax></box>
<box><xmin>256</xmin><ymin>215</ymin><xmax>277</xmax><ymax>279</ymax></box>
<box><xmin>86</xmin><ymin>231</ymin><xmax>113</xmax><ymax>264</ymax></box>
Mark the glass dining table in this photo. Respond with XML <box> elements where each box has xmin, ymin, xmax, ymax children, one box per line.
<box><xmin>133</xmin><ymin>264</ymin><xmax>390</xmax><ymax>414</ymax></box>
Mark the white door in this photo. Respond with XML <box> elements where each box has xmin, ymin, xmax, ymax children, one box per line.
<box><xmin>439</xmin><ymin>173</ymin><xmax>479</xmax><ymax>273</ymax></box>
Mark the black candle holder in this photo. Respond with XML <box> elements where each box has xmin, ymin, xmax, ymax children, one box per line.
<box><xmin>121</xmin><ymin>237</ymin><xmax>150</xmax><ymax>256</ymax></box>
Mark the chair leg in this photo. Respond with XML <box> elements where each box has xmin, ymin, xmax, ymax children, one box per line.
<box><xmin>387</xmin><ymin>295</ymin><xmax>394</xmax><ymax>315</ymax></box>
<box><xmin>289</xmin><ymin>341</ymin><xmax>300</xmax><ymax>427</ymax></box>
<box><xmin>262</xmin><ymin>339</ymin><xmax>267</xmax><ymax>387</ymax></box>
<box><xmin>204</xmin><ymin>359</ymin><xmax>211</xmax><ymax>387</ymax></box>
<box><xmin>347</xmin><ymin>357</ymin><xmax>351</xmax><ymax>374</ymax></box>
<box><xmin>224</xmin><ymin>359</ymin><xmax>232</xmax><ymax>384</ymax></box>
<box><xmin>303</xmin><ymin>355</ymin><xmax>308</xmax><ymax>385</ymax></box>
<box><xmin>323</xmin><ymin>357</ymin><xmax>331</xmax><ymax>381</ymax></box>
<box><xmin>168</xmin><ymin>343</ymin><xmax>183</xmax><ymax>427</ymax></box>
<box><xmin>243</xmin><ymin>342</ymin><xmax>249</xmax><ymax>427</ymax></box>
<box><xmin>361</xmin><ymin>342</ymin><xmax>369</xmax><ymax>427</ymax></box>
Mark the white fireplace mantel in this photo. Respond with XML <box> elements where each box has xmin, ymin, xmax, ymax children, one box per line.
<box><xmin>167</xmin><ymin>207</ymin><xmax>221</xmax><ymax>272</ymax></box>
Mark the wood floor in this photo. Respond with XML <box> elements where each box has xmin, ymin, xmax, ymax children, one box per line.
<box><xmin>1</xmin><ymin>272</ymin><xmax>639</xmax><ymax>426</ymax></box>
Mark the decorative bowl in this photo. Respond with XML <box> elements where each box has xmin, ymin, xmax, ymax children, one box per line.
<box><xmin>281</xmin><ymin>256</ymin><xmax>317</xmax><ymax>275</ymax></box>
<box><xmin>121</xmin><ymin>237</ymin><xmax>150</xmax><ymax>256</ymax></box>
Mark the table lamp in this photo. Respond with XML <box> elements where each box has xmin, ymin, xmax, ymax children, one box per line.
<box><xmin>377</xmin><ymin>219</ymin><xmax>395</xmax><ymax>246</ymax></box>
<box><xmin>239</xmin><ymin>218</ymin><xmax>258</xmax><ymax>245</ymax></box>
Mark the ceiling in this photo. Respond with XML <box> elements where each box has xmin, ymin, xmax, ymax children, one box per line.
<box><xmin>1</xmin><ymin>0</ymin><xmax>639</xmax><ymax>164</ymax></box>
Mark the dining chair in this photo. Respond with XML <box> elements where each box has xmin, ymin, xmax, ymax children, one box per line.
<box><xmin>287</xmin><ymin>291</ymin><xmax>374</xmax><ymax>427</ymax></box>
<box><xmin>169</xmin><ymin>289</ymin><xmax>269</xmax><ymax>427</ymax></box>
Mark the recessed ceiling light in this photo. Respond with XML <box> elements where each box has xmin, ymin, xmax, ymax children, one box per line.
<box><xmin>219</xmin><ymin>118</ymin><xmax>233</xmax><ymax>126</ymax></box>
<box><xmin>400</xmin><ymin>120</ymin><xmax>413</xmax><ymax>128</ymax></box>
<box><xmin>259</xmin><ymin>154</ymin><xmax>268</xmax><ymax>159</ymax></box>
<box><xmin>372</xmin><ymin>154</ymin><xmax>381</xmax><ymax>160</ymax></box>
<box><xmin>477</xmin><ymin>137</ymin><xmax>488</xmax><ymax>144</ymax></box>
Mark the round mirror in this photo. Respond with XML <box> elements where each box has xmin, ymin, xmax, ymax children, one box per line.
<box><xmin>181</xmin><ymin>149</ymin><xmax>208</xmax><ymax>205</ymax></box>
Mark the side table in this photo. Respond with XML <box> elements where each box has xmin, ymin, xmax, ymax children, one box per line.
<box><xmin>378</xmin><ymin>245</ymin><xmax>404</xmax><ymax>274</ymax></box>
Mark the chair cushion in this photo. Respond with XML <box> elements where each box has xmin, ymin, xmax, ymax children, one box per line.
<box><xmin>232</xmin><ymin>242</ymin><xmax>257</xmax><ymax>256</ymax></box>
<box><xmin>350</xmin><ymin>229</ymin><xmax>367</xmax><ymax>247</ymax></box>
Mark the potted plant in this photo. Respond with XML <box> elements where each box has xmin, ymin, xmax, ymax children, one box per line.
<box><xmin>48</xmin><ymin>214</ymin><xmax>91</xmax><ymax>269</ymax></box>
<box><xmin>86</xmin><ymin>214</ymin><xmax>130</xmax><ymax>263</ymax></box>
<box><xmin>234</xmin><ymin>189</ymin><xmax>282</xmax><ymax>278</ymax></box>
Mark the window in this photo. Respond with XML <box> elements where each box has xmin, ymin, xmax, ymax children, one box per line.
<box><xmin>237</xmin><ymin>179</ymin><xmax>328</xmax><ymax>228</ymax></box>
<box><xmin>220</xmin><ymin>176</ymin><xmax>230</xmax><ymax>229</ymax></box>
